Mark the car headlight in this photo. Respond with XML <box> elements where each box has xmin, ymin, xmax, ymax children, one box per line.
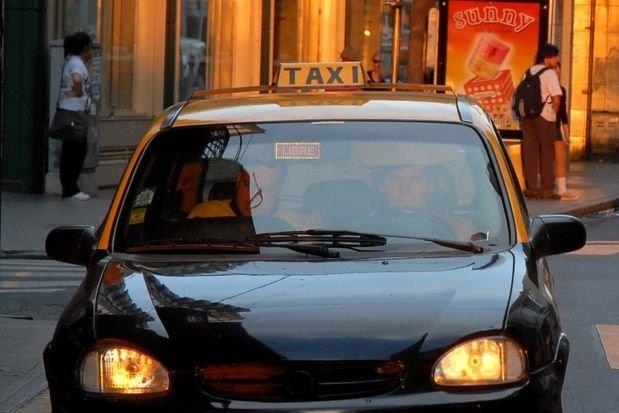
<box><xmin>80</xmin><ymin>345</ymin><xmax>170</xmax><ymax>394</ymax></box>
<box><xmin>433</xmin><ymin>336</ymin><xmax>526</xmax><ymax>386</ymax></box>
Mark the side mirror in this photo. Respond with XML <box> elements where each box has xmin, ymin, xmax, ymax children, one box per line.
<box><xmin>531</xmin><ymin>215</ymin><xmax>586</xmax><ymax>258</ymax></box>
<box><xmin>45</xmin><ymin>225</ymin><xmax>97</xmax><ymax>266</ymax></box>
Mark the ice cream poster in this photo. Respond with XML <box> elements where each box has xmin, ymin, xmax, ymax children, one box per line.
<box><xmin>445</xmin><ymin>1</ymin><xmax>542</xmax><ymax>130</ymax></box>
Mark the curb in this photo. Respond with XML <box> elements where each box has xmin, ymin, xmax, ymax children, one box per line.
<box><xmin>560</xmin><ymin>198</ymin><xmax>619</xmax><ymax>218</ymax></box>
<box><xmin>0</xmin><ymin>251</ymin><xmax>48</xmax><ymax>260</ymax></box>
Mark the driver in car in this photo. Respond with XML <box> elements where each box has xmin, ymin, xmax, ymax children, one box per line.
<box><xmin>376</xmin><ymin>165</ymin><xmax>477</xmax><ymax>241</ymax></box>
<box><xmin>378</xmin><ymin>165</ymin><xmax>430</xmax><ymax>209</ymax></box>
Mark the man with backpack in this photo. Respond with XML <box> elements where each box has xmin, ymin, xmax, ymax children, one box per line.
<box><xmin>514</xmin><ymin>44</ymin><xmax>563</xmax><ymax>200</ymax></box>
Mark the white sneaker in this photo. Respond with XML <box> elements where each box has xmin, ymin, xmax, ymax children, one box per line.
<box><xmin>71</xmin><ymin>192</ymin><xmax>90</xmax><ymax>201</ymax></box>
<box><xmin>558</xmin><ymin>191</ymin><xmax>578</xmax><ymax>201</ymax></box>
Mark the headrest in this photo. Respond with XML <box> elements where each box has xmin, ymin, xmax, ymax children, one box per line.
<box><xmin>303</xmin><ymin>179</ymin><xmax>375</xmax><ymax>226</ymax></box>
<box><xmin>208</xmin><ymin>181</ymin><xmax>236</xmax><ymax>200</ymax></box>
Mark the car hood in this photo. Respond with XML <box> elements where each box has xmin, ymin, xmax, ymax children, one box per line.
<box><xmin>95</xmin><ymin>253</ymin><xmax>514</xmax><ymax>363</ymax></box>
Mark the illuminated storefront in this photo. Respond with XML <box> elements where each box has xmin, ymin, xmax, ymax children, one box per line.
<box><xmin>5</xmin><ymin>0</ymin><xmax>612</xmax><ymax>191</ymax></box>
<box><xmin>44</xmin><ymin>0</ymin><xmax>441</xmax><ymax>187</ymax></box>
<box><xmin>566</xmin><ymin>0</ymin><xmax>619</xmax><ymax>161</ymax></box>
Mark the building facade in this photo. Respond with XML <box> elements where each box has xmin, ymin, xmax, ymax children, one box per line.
<box><xmin>2</xmin><ymin>0</ymin><xmax>618</xmax><ymax>192</ymax></box>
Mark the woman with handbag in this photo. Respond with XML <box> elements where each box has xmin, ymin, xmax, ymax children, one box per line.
<box><xmin>51</xmin><ymin>32</ymin><xmax>92</xmax><ymax>200</ymax></box>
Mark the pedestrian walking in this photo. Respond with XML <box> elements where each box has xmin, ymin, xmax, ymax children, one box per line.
<box><xmin>553</xmin><ymin>62</ymin><xmax>577</xmax><ymax>200</ymax></box>
<box><xmin>50</xmin><ymin>32</ymin><xmax>92</xmax><ymax>200</ymax></box>
<box><xmin>514</xmin><ymin>43</ymin><xmax>563</xmax><ymax>200</ymax></box>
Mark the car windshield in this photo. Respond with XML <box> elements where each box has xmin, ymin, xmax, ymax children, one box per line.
<box><xmin>116</xmin><ymin>121</ymin><xmax>510</xmax><ymax>254</ymax></box>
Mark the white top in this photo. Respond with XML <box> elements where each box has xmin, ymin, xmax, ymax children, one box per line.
<box><xmin>527</xmin><ymin>64</ymin><xmax>563</xmax><ymax>122</ymax></box>
<box><xmin>57</xmin><ymin>55</ymin><xmax>90</xmax><ymax>112</ymax></box>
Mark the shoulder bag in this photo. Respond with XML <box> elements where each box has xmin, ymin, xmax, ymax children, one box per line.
<box><xmin>49</xmin><ymin>108</ymin><xmax>88</xmax><ymax>141</ymax></box>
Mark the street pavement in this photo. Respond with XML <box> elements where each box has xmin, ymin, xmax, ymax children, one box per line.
<box><xmin>1</xmin><ymin>160</ymin><xmax>618</xmax><ymax>412</ymax></box>
<box><xmin>0</xmin><ymin>259</ymin><xmax>83</xmax><ymax>413</ymax></box>
<box><xmin>549</xmin><ymin>211</ymin><xmax>619</xmax><ymax>412</ymax></box>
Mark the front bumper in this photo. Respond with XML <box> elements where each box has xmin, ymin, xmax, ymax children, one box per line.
<box><xmin>45</xmin><ymin>333</ymin><xmax>569</xmax><ymax>413</ymax></box>
<box><xmin>46</xmin><ymin>357</ymin><xmax>567</xmax><ymax>413</ymax></box>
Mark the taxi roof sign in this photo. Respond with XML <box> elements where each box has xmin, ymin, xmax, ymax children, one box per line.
<box><xmin>276</xmin><ymin>62</ymin><xmax>367</xmax><ymax>88</ymax></box>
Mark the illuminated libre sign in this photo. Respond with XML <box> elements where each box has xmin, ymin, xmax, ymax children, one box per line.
<box><xmin>453</xmin><ymin>6</ymin><xmax>535</xmax><ymax>33</ymax></box>
<box><xmin>275</xmin><ymin>142</ymin><xmax>320</xmax><ymax>160</ymax></box>
<box><xmin>276</xmin><ymin>62</ymin><xmax>366</xmax><ymax>88</ymax></box>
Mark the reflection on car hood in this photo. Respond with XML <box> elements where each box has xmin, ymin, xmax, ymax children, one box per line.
<box><xmin>95</xmin><ymin>254</ymin><xmax>513</xmax><ymax>362</ymax></box>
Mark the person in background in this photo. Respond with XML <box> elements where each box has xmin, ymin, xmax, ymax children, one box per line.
<box><xmin>340</xmin><ymin>45</ymin><xmax>359</xmax><ymax>62</ymax></box>
<box><xmin>58</xmin><ymin>32</ymin><xmax>92</xmax><ymax>200</ymax></box>
<box><xmin>521</xmin><ymin>43</ymin><xmax>563</xmax><ymax>200</ymax></box>
<box><xmin>553</xmin><ymin>62</ymin><xmax>577</xmax><ymax>200</ymax></box>
<box><xmin>367</xmin><ymin>51</ymin><xmax>384</xmax><ymax>83</ymax></box>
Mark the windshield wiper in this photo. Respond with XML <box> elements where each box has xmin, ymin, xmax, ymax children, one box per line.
<box><xmin>126</xmin><ymin>230</ymin><xmax>483</xmax><ymax>257</ymax></box>
<box><xmin>246</xmin><ymin>230</ymin><xmax>387</xmax><ymax>258</ymax></box>
<box><xmin>126</xmin><ymin>238</ymin><xmax>259</xmax><ymax>253</ymax></box>
<box><xmin>378</xmin><ymin>233</ymin><xmax>484</xmax><ymax>254</ymax></box>
<box><xmin>248</xmin><ymin>230</ymin><xmax>483</xmax><ymax>255</ymax></box>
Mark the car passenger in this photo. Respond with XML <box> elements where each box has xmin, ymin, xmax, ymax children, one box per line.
<box><xmin>188</xmin><ymin>161</ymin><xmax>308</xmax><ymax>230</ymax></box>
<box><xmin>247</xmin><ymin>162</ymin><xmax>286</xmax><ymax>216</ymax></box>
<box><xmin>248</xmin><ymin>162</ymin><xmax>323</xmax><ymax>230</ymax></box>
<box><xmin>187</xmin><ymin>166</ymin><xmax>251</xmax><ymax>219</ymax></box>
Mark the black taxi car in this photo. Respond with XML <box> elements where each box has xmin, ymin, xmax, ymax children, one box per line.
<box><xmin>44</xmin><ymin>62</ymin><xmax>585</xmax><ymax>412</ymax></box>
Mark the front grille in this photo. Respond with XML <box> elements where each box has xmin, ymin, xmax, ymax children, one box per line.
<box><xmin>198</xmin><ymin>361</ymin><xmax>405</xmax><ymax>402</ymax></box>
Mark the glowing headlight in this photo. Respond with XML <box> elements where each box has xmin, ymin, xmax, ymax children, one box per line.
<box><xmin>433</xmin><ymin>336</ymin><xmax>526</xmax><ymax>386</ymax></box>
<box><xmin>80</xmin><ymin>346</ymin><xmax>170</xmax><ymax>394</ymax></box>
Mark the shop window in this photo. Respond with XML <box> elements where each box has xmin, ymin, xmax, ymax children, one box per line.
<box><xmin>341</xmin><ymin>0</ymin><xmax>437</xmax><ymax>84</ymax></box>
<box><xmin>100</xmin><ymin>0</ymin><xmax>166</xmax><ymax>117</ymax></box>
<box><xmin>53</xmin><ymin>0</ymin><xmax>100</xmax><ymax>41</ymax></box>
<box><xmin>274</xmin><ymin>0</ymin><xmax>346</xmax><ymax>66</ymax></box>
<box><xmin>343</xmin><ymin>0</ymin><xmax>383</xmax><ymax>77</ymax></box>
<box><xmin>177</xmin><ymin>0</ymin><xmax>263</xmax><ymax>92</ymax></box>
<box><xmin>179</xmin><ymin>0</ymin><xmax>209</xmax><ymax>101</ymax></box>
<box><xmin>102</xmin><ymin>0</ymin><xmax>135</xmax><ymax>112</ymax></box>
<box><xmin>51</xmin><ymin>1</ymin><xmax>165</xmax><ymax>117</ymax></box>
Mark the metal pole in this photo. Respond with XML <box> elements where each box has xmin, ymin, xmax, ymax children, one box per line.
<box><xmin>584</xmin><ymin>0</ymin><xmax>596</xmax><ymax>160</ymax></box>
<box><xmin>259</xmin><ymin>0</ymin><xmax>274</xmax><ymax>86</ymax></box>
<box><xmin>163</xmin><ymin>0</ymin><xmax>178</xmax><ymax>107</ymax></box>
<box><xmin>387</xmin><ymin>0</ymin><xmax>403</xmax><ymax>83</ymax></box>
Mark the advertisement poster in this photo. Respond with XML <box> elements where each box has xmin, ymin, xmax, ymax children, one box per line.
<box><xmin>445</xmin><ymin>1</ymin><xmax>543</xmax><ymax>131</ymax></box>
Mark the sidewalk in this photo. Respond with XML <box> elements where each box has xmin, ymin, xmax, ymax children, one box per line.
<box><xmin>1</xmin><ymin>188</ymin><xmax>115</xmax><ymax>255</ymax></box>
<box><xmin>526</xmin><ymin>161</ymin><xmax>619</xmax><ymax>218</ymax></box>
